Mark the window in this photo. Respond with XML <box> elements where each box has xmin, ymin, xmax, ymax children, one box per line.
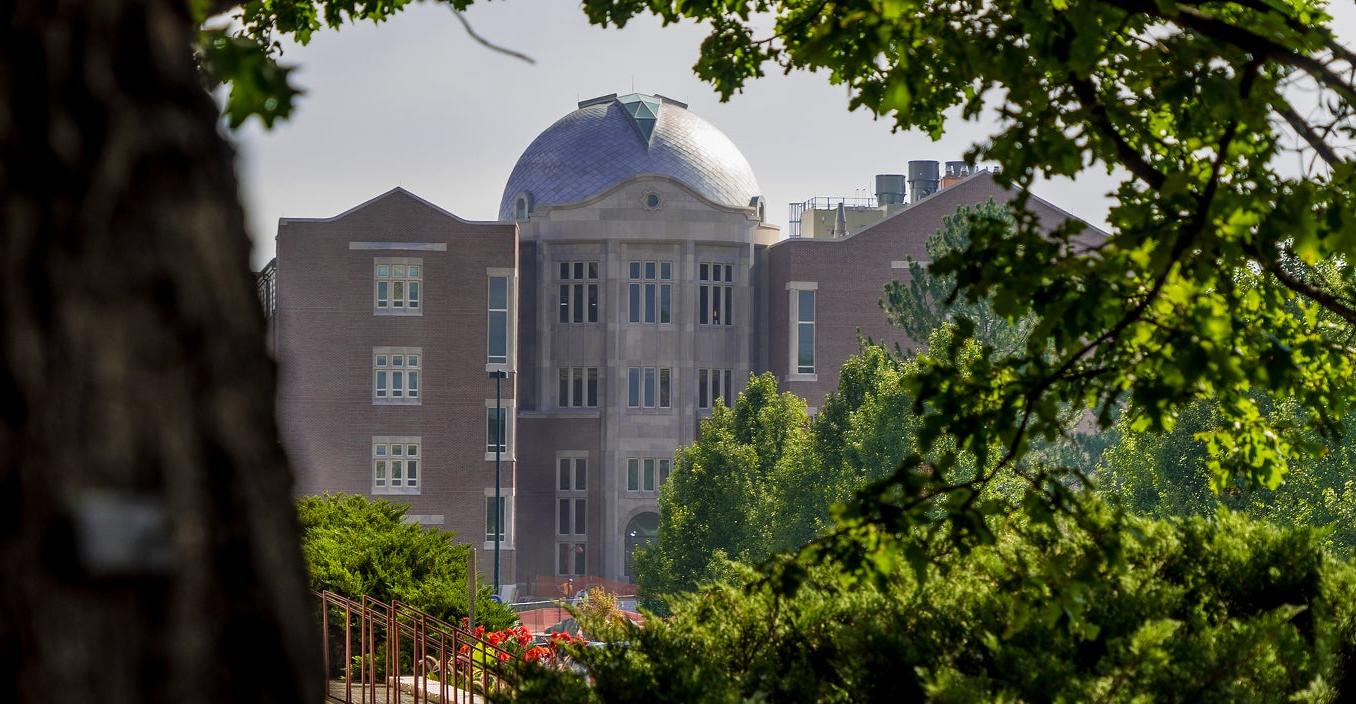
<box><xmin>484</xmin><ymin>495</ymin><xmax>511</xmax><ymax>544</ymax></box>
<box><xmin>627</xmin><ymin>261</ymin><xmax>671</xmax><ymax>324</ymax></box>
<box><xmin>557</xmin><ymin>367</ymin><xmax>599</xmax><ymax>408</ymax></box>
<box><xmin>373</xmin><ymin>348</ymin><xmax>421</xmax><ymax>404</ymax></box>
<box><xmin>375</xmin><ymin>260</ymin><xmax>421</xmax><ymax>313</ymax></box>
<box><xmin>372</xmin><ymin>437</ymin><xmax>420</xmax><ymax>494</ymax></box>
<box><xmin>556</xmin><ymin>456</ymin><xmax>587</xmax><ymax>536</ymax></box>
<box><xmin>626</xmin><ymin>457</ymin><xmax>672</xmax><ymax>492</ymax></box>
<box><xmin>698</xmin><ymin>368</ymin><xmax>735</xmax><ymax>409</ymax></box>
<box><xmin>558</xmin><ymin>262</ymin><xmax>599</xmax><ymax>324</ymax></box>
<box><xmin>699</xmin><ymin>263</ymin><xmax>734</xmax><ymax>326</ymax></box>
<box><xmin>795</xmin><ymin>289</ymin><xmax>816</xmax><ymax>375</ymax></box>
<box><xmin>488</xmin><ymin>275</ymin><xmax>510</xmax><ymax>364</ymax></box>
<box><xmin>557</xmin><ymin>542</ymin><xmax>586</xmax><ymax>576</ymax></box>
<box><xmin>486</xmin><ymin>407</ymin><xmax>508</xmax><ymax>454</ymax></box>
<box><xmin>627</xmin><ymin>367</ymin><xmax>671</xmax><ymax>409</ymax></box>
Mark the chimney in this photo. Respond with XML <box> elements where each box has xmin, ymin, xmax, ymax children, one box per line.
<box><xmin>874</xmin><ymin>174</ymin><xmax>906</xmax><ymax>205</ymax></box>
<box><xmin>940</xmin><ymin>160</ymin><xmax>974</xmax><ymax>190</ymax></box>
<box><xmin>907</xmin><ymin>160</ymin><xmax>940</xmax><ymax>203</ymax></box>
<box><xmin>832</xmin><ymin>201</ymin><xmax>848</xmax><ymax>238</ymax></box>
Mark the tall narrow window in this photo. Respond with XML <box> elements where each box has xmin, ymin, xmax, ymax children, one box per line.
<box><xmin>698</xmin><ymin>368</ymin><xmax>734</xmax><ymax>408</ymax></box>
<box><xmin>626</xmin><ymin>456</ymin><xmax>672</xmax><ymax>493</ymax></box>
<box><xmin>372</xmin><ymin>438</ymin><xmax>421</xmax><ymax>494</ymax></box>
<box><xmin>795</xmin><ymin>289</ymin><xmax>816</xmax><ymax>375</ymax></box>
<box><xmin>375</xmin><ymin>260</ymin><xmax>422</xmax><ymax>313</ymax></box>
<box><xmin>488</xmin><ymin>276</ymin><xmax>509</xmax><ymax>364</ymax></box>
<box><xmin>627</xmin><ymin>367</ymin><xmax>671</xmax><ymax>409</ymax></box>
<box><xmin>699</xmin><ymin>263</ymin><xmax>734</xmax><ymax>326</ymax></box>
<box><xmin>484</xmin><ymin>496</ymin><xmax>510</xmax><ymax>543</ymax></box>
<box><xmin>628</xmin><ymin>260</ymin><xmax>672</xmax><ymax>324</ymax></box>
<box><xmin>374</xmin><ymin>349</ymin><xmax>421</xmax><ymax>403</ymax></box>
<box><xmin>556</xmin><ymin>454</ymin><xmax>587</xmax><ymax>575</ymax></box>
<box><xmin>486</xmin><ymin>407</ymin><xmax>508</xmax><ymax>453</ymax></box>
<box><xmin>558</xmin><ymin>262</ymin><xmax>599</xmax><ymax>324</ymax></box>
<box><xmin>556</xmin><ymin>367</ymin><xmax>599</xmax><ymax>408</ymax></box>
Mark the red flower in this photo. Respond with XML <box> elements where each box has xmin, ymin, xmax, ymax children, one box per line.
<box><xmin>497</xmin><ymin>652</ymin><xmax>510</xmax><ymax>662</ymax></box>
<box><xmin>486</xmin><ymin>631</ymin><xmax>504</xmax><ymax>646</ymax></box>
<box><xmin>517</xmin><ymin>634</ymin><xmax>531</xmax><ymax>646</ymax></box>
<box><xmin>524</xmin><ymin>646</ymin><xmax>551</xmax><ymax>663</ymax></box>
<box><xmin>473</xmin><ymin>625</ymin><xmax>485</xmax><ymax>638</ymax></box>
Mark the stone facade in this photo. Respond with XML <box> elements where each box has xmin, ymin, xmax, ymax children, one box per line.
<box><xmin>266</xmin><ymin>94</ymin><xmax>1093</xmax><ymax>594</ymax></box>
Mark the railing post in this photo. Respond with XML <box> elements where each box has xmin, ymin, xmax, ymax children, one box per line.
<box><xmin>344</xmin><ymin>602</ymin><xmax>352</xmax><ymax>704</ymax></box>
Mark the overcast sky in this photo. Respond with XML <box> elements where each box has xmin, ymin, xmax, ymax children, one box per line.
<box><xmin>233</xmin><ymin>2</ymin><xmax>1356</xmax><ymax>269</ymax></box>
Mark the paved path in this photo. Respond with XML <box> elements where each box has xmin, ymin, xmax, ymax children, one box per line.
<box><xmin>326</xmin><ymin>678</ymin><xmax>484</xmax><ymax>704</ymax></box>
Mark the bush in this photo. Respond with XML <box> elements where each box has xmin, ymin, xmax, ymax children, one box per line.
<box><xmin>509</xmin><ymin>506</ymin><xmax>1356</xmax><ymax>702</ymax></box>
<box><xmin>299</xmin><ymin>493</ymin><xmax>515</xmax><ymax>631</ymax></box>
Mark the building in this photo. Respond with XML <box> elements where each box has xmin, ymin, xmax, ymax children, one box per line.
<box><xmin>264</xmin><ymin>93</ymin><xmax>1089</xmax><ymax>595</ymax></box>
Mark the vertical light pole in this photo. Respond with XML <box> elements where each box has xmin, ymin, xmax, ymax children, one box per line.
<box><xmin>488</xmin><ymin>369</ymin><xmax>507</xmax><ymax>595</ymax></box>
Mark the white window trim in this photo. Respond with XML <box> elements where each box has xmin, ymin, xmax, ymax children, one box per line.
<box><xmin>373</xmin><ymin>346</ymin><xmax>423</xmax><ymax>405</ymax></box>
<box><xmin>484</xmin><ymin>399</ymin><xmax>517</xmax><ymax>461</ymax></box>
<box><xmin>787</xmin><ymin>283</ymin><xmax>818</xmax><ymax>382</ymax></box>
<box><xmin>486</xmin><ymin>268</ymin><xmax>516</xmax><ymax>373</ymax></box>
<box><xmin>372</xmin><ymin>435</ymin><xmax>421</xmax><ymax>496</ymax></box>
<box><xmin>374</xmin><ymin>257</ymin><xmax>423</xmax><ymax>316</ymax></box>
<box><xmin>482</xmin><ymin>487</ymin><xmax>516</xmax><ymax>550</ymax></box>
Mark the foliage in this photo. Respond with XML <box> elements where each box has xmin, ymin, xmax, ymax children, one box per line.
<box><xmin>297</xmin><ymin>493</ymin><xmax>515</xmax><ymax>630</ymax></box>
<box><xmin>192</xmin><ymin>0</ymin><xmax>477</xmax><ymax>127</ymax></box>
<box><xmin>581</xmin><ymin>0</ymin><xmax>1356</xmax><ymax>582</ymax></box>
<box><xmin>882</xmin><ymin>201</ymin><xmax>1034</xmax><ymax>358</ymax></box>
<box><xmin>633</xmin><ymin>373</ymin><xmax>810</xmax><ymax>604</ymax></box>
<box><xmin>1100</xmin><ymin>397</ymin><xmax>1356</xmax><ymax>554</ymax></box>
<box><xmin>510</xmin><ymin>505</ymin><xmax>1356</xmax><ymax>702</ymax></box>
<box><xmin>574</xmin><ymin>588</ymin><xmax>623</xmax><ymax>637</ymax></box>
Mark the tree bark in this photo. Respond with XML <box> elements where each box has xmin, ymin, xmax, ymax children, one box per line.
<box><xmin>0</xmin><ymin>2</ymin><xmax>319</xmax><ymax>703</ymax></box>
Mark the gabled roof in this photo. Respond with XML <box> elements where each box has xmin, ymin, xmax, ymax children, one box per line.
<box><xmin>279</xmin><ymin>186</ymin><xmax>503</xmax><ymax>226</ymax></box>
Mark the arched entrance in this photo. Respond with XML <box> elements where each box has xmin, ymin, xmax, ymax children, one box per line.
<box><xmin>623</xmin><ymin>512</ymin><xmax>659</xmax><ymax>582</ymax></box>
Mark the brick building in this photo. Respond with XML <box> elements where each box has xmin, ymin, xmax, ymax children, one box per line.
<box><xmin>263</xmin><ymin>93</ymin><xmax>1089</xmax><ymax>595</ymax></box>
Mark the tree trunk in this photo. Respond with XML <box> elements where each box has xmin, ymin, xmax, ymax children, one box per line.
<box><xmin>0</xmin><ymin>2</ymin><xmax>319</xmax><ymax>703</ymax></box>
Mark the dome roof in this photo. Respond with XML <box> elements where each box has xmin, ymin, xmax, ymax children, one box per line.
<box><xmin>499</xmin><ymin>93</ymin><xmax>762</xmax><ymax>220</ymax></box>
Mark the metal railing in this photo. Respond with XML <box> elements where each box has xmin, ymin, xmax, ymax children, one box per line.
<box><xmin>317</xmin><ymin>591</ymin><xmax>519</xmax><ymax>704</ymax></box>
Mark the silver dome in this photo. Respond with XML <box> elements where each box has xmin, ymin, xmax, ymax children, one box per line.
<box><xmin>499</xmin><ymin>93</ymin><xmax>762</xmax><ymax>220</ymax></box>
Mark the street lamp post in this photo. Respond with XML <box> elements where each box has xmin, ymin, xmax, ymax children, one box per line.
<box><xmin>489</xmin><ymin>369</ymin><xmax>507</xmax><ymax>596</ymax></box>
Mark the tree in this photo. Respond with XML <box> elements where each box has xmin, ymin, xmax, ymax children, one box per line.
<box><xmin>581</xmin><ymin>0</ymin><xmax>1356</xmax><ymax>573</ymax></box>
<box><xmin>882</xmin><ymin>201</ymin><xmax>1034</xmax><ymax>358</ymax></box>
<box><xmin>634</xmin><ymin>374</ymin><xmax>810</xmax><ymax>603</ymax></box>
<box><xmin>298</xmin><ymin>494</ymin><xmax>515</xmax><ymax>629</ymax></box>
<box><xmin>1099</xmin><ymin>397</ymin><xmax>1356</xmax><ymax>553</ymax></box>
<box><xmin>1</xmin><ymin>2</ymin><xmax>322</xmax><ymax>703</ymax></box>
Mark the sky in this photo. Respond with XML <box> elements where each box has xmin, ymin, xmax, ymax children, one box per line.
<box><xmin>232</xmin><ymin>1</ymin><xmax>1356</xmax><ymax>269</ymax></box>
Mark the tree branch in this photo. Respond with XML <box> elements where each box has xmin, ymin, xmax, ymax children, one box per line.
<box><xmin>1256</xmin><ymin>256</ymin><xmax>1356</xmax><ymax>326</ymax></box>
<box><xmin>1068</xmin><ymin>75</ymin><xmax>1168</xmax><ymax>190</ymax></box>
<box><xmin>1275</xmin><ymin>100</ymin><xmax>1346</xmax><ymax>166</ymax></box>
<box><xmin>452</xmin><ymin>10</ymin><xmax>535</xmax><ymax>65</ymax></box>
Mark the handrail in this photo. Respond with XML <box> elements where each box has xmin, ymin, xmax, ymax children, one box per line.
<box><xmin>316</xmin><ymin>591</ymin><xmax>522</xmax><ymax>704</ymax></box>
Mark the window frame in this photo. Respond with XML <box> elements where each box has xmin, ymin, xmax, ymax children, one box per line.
<box><xmin>557</xmin><ymin>366</ymin><xmax>600</xmax><ymax>408</ymax></box>
<box><xmin>373</xmin><ymin>347</ymin><xmax>422</xmax><ymax>405</ymax></box>
<box><xmin>374</xmin><ymin>258</ymin><xmax>423</xmax><ymax>315</ymax></box>
<box><xmin>788</xmin><ymin>284</ymin><xmax>818</xmax><ymax>379</ymax></box>
<box><xmin>626</xmin><ymin>366</ymin><xmax>672</xmax><ymax>409</ymax></box>
<box><xmin>557</xmin><ymin>261</ymin><xmax>599</xmax><ymax>325</ymax></box>
<box><xmin>372</xmin><ymin>436</ymin><xmax>421</xmax><ymax>495</ymax></box>
<box><xmin>626</xmin><ymin>456</ymin><xmax>673</xmax><ymax>493</ymax></box>
<box><xmin>626</xmin><ymin>260</ymin><xmax>672</xmax><ymax>325</ymax></box>
<box><xmin>698</xmin><ymin>263</ymin><xmax>735</xmax><ymax>327</ymax></box>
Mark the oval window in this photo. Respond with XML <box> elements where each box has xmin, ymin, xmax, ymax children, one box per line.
<box><xmin>645</xmin><ymin>193</ymin><xmax>661</xmax><ymax>209</ymax></box>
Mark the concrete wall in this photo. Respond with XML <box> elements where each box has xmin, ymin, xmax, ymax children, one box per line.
<box><xmin>516</xmin><ymin>175</ymin><xmax>761</xmax><ymax>581</ymax></box>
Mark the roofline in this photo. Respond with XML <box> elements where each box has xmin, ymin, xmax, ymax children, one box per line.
<box><xmin>530</xmin><ymin>173</ymin><xmax>761</xmax><ymax>219</ymax></box>
<box><xmin>768</xmin><ymin>171</ymin><xmax>1107</xmax><ymax>249</ymax></box>
<box><xmin>278</xmin><ymin>186</ymin><xmax>508</xmax><ymax>227</ymax></box>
